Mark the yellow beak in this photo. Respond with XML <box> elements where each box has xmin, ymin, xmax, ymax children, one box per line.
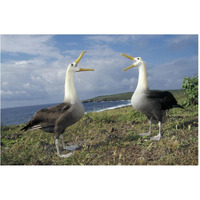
<box><xmin>121</xmin><ymin>53</ymin><xmax>135</xmax><ymax>72</ymax></box>
<box><xmin>121</xmin><ymin>53</ymin><xmax>135</xmax><ymax>61</ymax></box>
<box><xmin>75</xmin><ymin>51</ymin><xmax>94</xmax><ymax>71</ymax></box>
<box><xmin>123</xmin><ymin>64</ymin><xmax>135</xmax><ymax>72</ymax></box>
<box><xmin>75</xmin><ymin>51</ymin><xmax>87</xmax><ymax>64</ymax></box>
<box><xmin>79</xmin><ymin>68</ymin><xmax>94</xmax><ymax>72</ymax></box>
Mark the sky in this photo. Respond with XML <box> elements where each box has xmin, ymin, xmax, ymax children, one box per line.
<box><xmin>1</xmin><ymin>34</ymin><xmax>198</xmax><ymax>108</ymax></box>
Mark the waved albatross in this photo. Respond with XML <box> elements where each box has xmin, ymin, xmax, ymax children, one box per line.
<box><xmin>21</xmin><ymin>51</ymin><xmax>94</xmax><ymax>157</ymax></box>
<box><xmin>121</xmin><ymin>53</ymin><xmax>183</xmax><ymax>141</ymax></box>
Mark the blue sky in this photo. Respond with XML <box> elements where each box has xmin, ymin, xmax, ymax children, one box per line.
<box><xmin>1</xmin><ymin>34</ymin><xmax>198</xmax><ymax>108</ymax></box>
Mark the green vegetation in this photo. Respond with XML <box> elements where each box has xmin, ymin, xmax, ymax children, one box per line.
<box><xmin>1</xmin><ymin>90</ymin><xmax>198</xmax><ymax>165</ymax></box>
<box><xmin>182</xmin><ymin>76</ymin><xmax>198</xmax><ymax>106</ymax></box>
<box><xmin>83</xmin><ymin>92</ymin><xmax>133</xmax><ymax>102</ymax></box>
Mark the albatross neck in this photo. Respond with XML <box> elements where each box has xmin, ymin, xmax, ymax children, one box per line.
<box><xmin>64</xmin><ymin>71</ymin><xmax>79</xmax><ymax>104</ymax></box>
<box><xmin>135</xmin><ymin>61</ymin><xmax>149</xmax><ymax>92</ymax></box>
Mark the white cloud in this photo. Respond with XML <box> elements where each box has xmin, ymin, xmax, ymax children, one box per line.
<box><xmin>24</xmin><ymin>83</ymin><xmax>30</xmax><ymax>88</ymax></box>
<box><xmin>167</xmin><ymin>35</ymin><xmax>195</xmax><ymax>44</ymax></box>
<box><xmin>1</xmin><ymin>35</ymin><xmax>61</xmax><ymax>58</ymax></box>
<box><xmin>165</xmin><ymin>35</ymin><xmax>198</xmax><ymax>49</ymax></box>
<box><xmin>1</xmin><ymin>34</ymin><xmax>72</xmax><ymax>107</ymax></box>
<box><xmin>147</xmin><ymin>56</ymin><xmax>198</xmax><ymax>90</ymax></box>
<box><xmin>84</xmin><ymin>35</ymin><xmax>138</xmax><ymax>44</ymax></box>
<box><xmin>1</xmin><ymin>90</ymin><xmax>13</xmax><ymax>95</ymax></box>
<box><xmin>15</xmin><ymin>60</ymin><xmax>29</xmax><ymax>65</ymax></box>
<box><xmin>2</xmin><ymin>82</ymin><xmax>9</xmax><ymax>86</ymax></box>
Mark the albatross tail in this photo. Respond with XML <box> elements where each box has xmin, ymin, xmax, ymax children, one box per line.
<box><xmin>21</xmin><ymin>124</ymin><xmax>42</xmax><ymax>131</ymax></box>
<box><xmin>173</xmin><ymin>104</ymin><xmax>184</xmax><ymax>109</ymax></box>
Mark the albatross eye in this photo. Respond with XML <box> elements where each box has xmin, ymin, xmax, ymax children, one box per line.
<box><xmin>71</xmin><ymin>63</ymin><xmax>74</xmax><ymax>66</ymax></box>
<box><xmin>137</xmin><ymin>58</ymin><xmax>140</xmax><ymax>60</ymax></box>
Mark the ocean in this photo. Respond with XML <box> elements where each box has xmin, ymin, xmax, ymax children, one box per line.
<box><xmin>1</xmin><ymin>100</ymin><xmax>131</xmax><ymax>126</ymax></box>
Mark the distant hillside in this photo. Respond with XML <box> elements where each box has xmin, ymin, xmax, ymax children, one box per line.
<box><xmin>83</xmin><ymin>89</ymin><xmax>184</xmax><ymax>103</ymax></box>
<box><xmin>83</xmin><ymin>92</ymin><xmax>133</xmax><ymax>103</ymax></box>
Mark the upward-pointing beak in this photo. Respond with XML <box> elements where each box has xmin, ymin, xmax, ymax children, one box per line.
<box><xmin>75</xmin><ymin>51</ymin><xmax>94</xmax><ymax>72</ymax></box>
<box><xmin>121</xmin><ymin>53</ymin><xmax>135</xmax><ymax>61</ymax></box>
<box><xmin>75</xmin><ymin>51</ymin><xmax>87</xmax><ymax>64</ymax></box>
<box><xmin>120</xmin><ymin>53</ymin><xmax>135</xmax><ymax>72</ymax></box>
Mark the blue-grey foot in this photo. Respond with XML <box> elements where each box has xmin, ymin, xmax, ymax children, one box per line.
<box><xmin>139</xmin><ymin>131</ymin><xmax>151</xmax><ymax>137</ymax></box>
<box><xmin>60</xmin><ymin>135</ymin><xmax>79</xmax><ymax>151</ymax></box>
<box><xmin>63</xmin><ymin>145</ymin><xmax>79</xmax><ymax>151</ymax></box>
<box><xmin>150</xmin><ymin>133</ymin><xmax>161</xmax><ymax>141</ymax></box>
<box><xmin>55</xmin><ymin>138</ymin><xmax>74</xmax><ymax>158</ymax></box>
<box><xmin>58</xmin><ymin>152</ymin><xmax>73</xmax><ymax>158</ymax></box>
<box><xmin>140</xmin><ymin>119</ymin><xmax>152</xmax><ymax>137</ymax></box>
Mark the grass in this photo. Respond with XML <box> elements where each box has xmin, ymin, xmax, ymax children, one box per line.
<box><xmin>1</xmin><ymin>91</ymin><xmax>198</xmax><ymax>165</ymax></box>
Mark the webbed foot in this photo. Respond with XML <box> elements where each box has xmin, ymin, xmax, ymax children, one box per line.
<box><xmin>58</xmin><ymin>152</ymin><xmax>73</xmax><ymax>158</ymax></box>
<box><xmin>63</xmin><ymin>145</ymin><xmax>80</xmax><ymax>151</ymax></box>
<box><xmin>150</xmin><ymin>133</ymin><xmax>161</xmax><ymax>141</ymax></box>
<box><xmin>139</xmin><ymin>132</ymin><xmax>151</xmax><ymax>137</ymax></box>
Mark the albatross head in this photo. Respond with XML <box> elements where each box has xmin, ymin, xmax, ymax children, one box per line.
<box><xmin>67</xmin><ymin>51</ymin><xmax>94</xmax><ymax>73</ymax></box>
<box><xmin>120</xmin><ymin>53</ymin><xmax>149</xmax><ymax>91</ymax></box>
<box><xmin>120</xmin><ymin>53</ymin><xmax>144</xmax><ymax>71</ymax></box>
<box><xmin>64</xmin><ymin>51</ymin><xmax>94</xmax><ymax>104</ymax></box>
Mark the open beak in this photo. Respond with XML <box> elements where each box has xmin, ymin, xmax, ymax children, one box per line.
<box><xmin>121</xmin><ymin>53</ymin><xmax>135</xmax><ymax>61</ymax></box>
<box><xmin>123</xmin><ymin>64</ymin><xmax>135</xmax><ymax>72</ymax></box>
<box><xmin>121</xmin><ymin>53</ymin><xmax>136</xmax><ymax>72</ymax></box>
<box><xmin>75</xmin><ymin>51</ymin><xmax>94</xmax><ymax>72</ymax></box>
<box><xmin>79</xmin><ymin>68</ymin><xmax>94</xmax><ymax>72</ymax></box>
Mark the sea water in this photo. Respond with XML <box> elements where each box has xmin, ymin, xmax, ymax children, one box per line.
<box><xmin>1</xmin><ymin>100</ymin><xmax>131</xmax><ymax>126</ymax></box>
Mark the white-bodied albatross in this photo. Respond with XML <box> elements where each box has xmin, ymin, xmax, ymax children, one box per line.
<box><xmin>21</xmin><ymin>51</ymin><xmax>94</xmax><ymax>157</ymax></box>
<box><xmin>121</xmin><ymin>53</ymin><xmax>183</xmax><ymax>141</ymax></box>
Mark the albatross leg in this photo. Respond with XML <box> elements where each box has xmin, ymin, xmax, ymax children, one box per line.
<box><xmin>139</xmin><ymin>118</ymin><xmax>152</xmax><ymax>137</ymax></box>
<box><xmin>60</xmin><ymin>134</ymin><xmax>79</xmax><ymax>151</ymax></box>
<box><xmin>55</xmin><ymin>138</ymin><xmax>73</xmax><ymax>158</ymax></box>
<box><xmin>150</xmin><ymin>121</ymin><xmax>162</xmax><ymax>141</ymax></box>
<box><xmin>60</xmin><ymin>135</ymin><xmax>68</xmax><ymax>149</ymax></box>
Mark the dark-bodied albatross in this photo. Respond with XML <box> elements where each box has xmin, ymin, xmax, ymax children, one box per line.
<box><xmin>121</xmin><ymin>53</ymin><xmax>183</xmax><ymax>141</ymax></box>
<box><xmin>21</xmin><ymin>51</ymin><xmax>94</xmax><ymax>157</ymax></box>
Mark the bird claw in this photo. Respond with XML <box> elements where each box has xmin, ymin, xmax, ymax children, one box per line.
<box><xmin>63</xmin><ymin>145</ymin><xmax>80</xmax><ymax>151</ymax></box>
<box><xmin>139</xmin><ymin>132</ymin><xmax>151</xmax><ymax>137</ymax></box>
<box><xmin>150</xmin><ymin>134</ymin><xmax>161</xmax><ymax>141</ymax></box>
<box><xmin>58</xmin><ymin>152</ymin><xmax>73</xmax><ymax>158</ymax></box>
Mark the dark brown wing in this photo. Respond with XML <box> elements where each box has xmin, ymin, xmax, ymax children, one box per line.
<box><xmin>146</xmin><ymin>90</ymin><xmax>180</xmax><ymax>110</ymax></box>
<box><xmin>53</xmin><ymin>104</ymin><xmax>80</xmax><ymax>137</ymax></box>
<box><xmin>21</xmin><ymin>103</ymin><xmax>72</xmax><ymax>131</ymax></box>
